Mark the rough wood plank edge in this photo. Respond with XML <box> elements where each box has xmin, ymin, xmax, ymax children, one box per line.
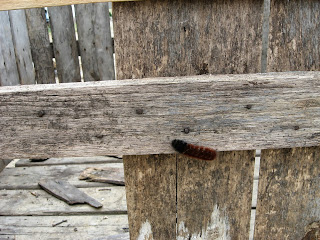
<box><xmin>0</xmin><ymin>0</ymin><xmax>141</xmax><ymax>11</ymax></box>
<box><xmin>15</xmin><ymin>156</ymin><xmax>122</xmax><ymax>167</ymax></box>
<box><xmin>0</xmin><ymin>215</ymin><xmax>129</xmax><ymax>239</ymax></box>
<box><xmin>0</xmin><ymin>187</ymin><xmax>127</xmax><ymax>216</ymax></box>
<box><xmin>0</xmin><ymin>71</ymin><xmax>320</xmax><ymax>159</ymax></box>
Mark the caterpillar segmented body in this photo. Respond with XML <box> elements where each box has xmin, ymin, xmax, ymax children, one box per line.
<box><xmin>171</xmin><ymin>139</ymin><xmax>217</xmax><ymax>161</ymax></box>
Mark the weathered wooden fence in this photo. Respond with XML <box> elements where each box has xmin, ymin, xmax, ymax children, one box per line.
<box><xmin>0</xmin><ymin>3</ymin><xmax>114</xmax><ymax>171</ymax></box>
<box><xmin>1</xmin><ymin>0</ymin><xmax>320</xmax><ymax>239</ymax></box>
<box><xmin>0</xmin><ymin>4</ymin><xmax>114</xmax><ymax>86</ymax></box>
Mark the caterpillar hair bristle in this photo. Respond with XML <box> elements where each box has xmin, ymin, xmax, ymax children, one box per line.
<box><xmin>171</xmin><ymin>139</ymin><xmax>216</xmax><ymax>161</ymax></box>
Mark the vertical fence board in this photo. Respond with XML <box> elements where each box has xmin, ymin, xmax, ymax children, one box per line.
<box><xmin>255</xmin><ymin>147</ymin><xmax>320</xmax><ymax>239</ymax></box>
<box><xmin>267</xmin><ymin>0</ymin><xmax>320</xmax><ymax>72</ymax></box>
<box><xmin>9</xmin><ymin>10</ymin><xmax>36</xmax><ymax>85</ymax></box>
<box><xmin>48</xmin><ymin>6</ymin><xmax>81</xmax><ymax>83</ymax></box>
<box><xmin>75</xmin><ymin>3</ymin><xmax>115</xmax><ymax>81</ymax></box>
<box><xmin>123</xmin><ymin>155</ymin><xmax>176</xmax><ymax>240</ymax></box>
<box><xmin>114</xmin><ymin>0</ymin><xmax>262</xmax><ymax>238</ymax></box>
<box><xmin>177</xmin><ymin>151</ymin><xmax>255</xmax><ymax>239</ymax></box>
<box><xmin>25</xmin><ymin>8</ymin><xmax>55</xmax><ymax>84</ymax></box>
<box><xmin>0</xmin><ymin>11</ymin><xmax>20</xmax><ymax>86</ymax></box>
<box><xmin>114</xmin><ymin>0</ymin><xmax>263</xmax><ymax>81</ymax></box>
<box><xmin>255</xmin><ymin>1</ymin><xmax>320</xmax><ymax>239</ymax></box>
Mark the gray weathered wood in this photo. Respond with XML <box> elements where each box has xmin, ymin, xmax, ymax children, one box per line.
<box><xmin>25</xmin><ymin>8</ymin><xmax>55</xmax><ymax>84</ymax></box>
<box><xmin>177</xmin><ymin>151</ymin><xmax>255</xmax><ymax>239</ymax></box>
<box><xmin>0</xmin><ymin>187</ymin><xmax>126</xmax><ymax>216</ymax></box>
<box><xmin>48</xmin><ymin>6</ymin><xmax>81</xmax><ymax>83</ymax></box>
<box><xmin>0</xmin><ymin>215</ymin><xmax>129</xmax><ymax>240</ymax></box>
<box><xmin>254</xmin><ymin>147</ymin><xmax>320</xmax><ymax>239</ymax></box>
<box><xmin>39</xmin><ymin>179</ymin><xmax>103</xmax><ymax>208</ymax></box>
<box><xmin>123</xmin><ymin>154</ymin><xmax>176</xmax><ymax>240</ymax></box>
<box><xmin>267</xmin><ymin>0</ymin><xmax>320</xmax><ymax>72</ymax></box>
<box><xmin>0</xmin><ymin>163</ymin><xmax>123</xmax><ymax>190</ymax></box>
<box><xmin>8</xmin><ymin>10</ymin><xmax>36</xmax><ymax>85</ymax></box>
<box><xmin>113</xmin><ymin>0</ymin><xmax>263</xmax><ymax>80</ymax></box>
<box><xmin>0</xmin><ymin>159</ymin><xmax>12</xmax><ymax>173</ymax></box>
<box><xmin>254</xmin><ymin>2</ymin><xmax>320</xmax><ymax>238</ymax></box>
<box><xmin>0</xmin><ymin>71</ymin><xmax>319</xmax><ymax>159</ymax></box>
<box><xmin>75</xmin><ymin>3</ymin><xmax>115</xmax><ymax>81</ymax></box>
<box><xmin>79</xmin><ymin>167</ymin><xmax>124</xmax><ymax>185</ymax></box>
<box><xmin>113</xmin><ymin>1</ymin><xmax>263</xmax><ymax>238</ymax></box>
<box><xmin>15</xmin><ymin>156</ymin><xmax>122</xmax><ymax>167</ymax></box>
<box><xmin>0</xmin><ymin>0</ymin><xmax>138</xmax><ymax>11</ymax></box>
<box><xmin>0</xmin><ymin>11</ymin><xmax>20</xmax><ymax>86</ymax></box>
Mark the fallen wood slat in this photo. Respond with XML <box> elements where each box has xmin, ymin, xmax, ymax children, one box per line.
<box><xmin>0</xmin><ymin>187</ymin><xmax>126</xmax><ymax>216</ymax></box>
<box><xmin>79</xmin><ymin>167</ymin><xmax>125</xmax><ymax>185</ymax></box>
<box><xmin>0</xmin><ymin>163</ymin><xmax>123</xmax><ymax>190</ymax></box>
<box><xmin>0</xmin><ymin>215</ymin><xmax>129</xmax><ymax>240</ymax></box>
<box><xmin>0</xmin><ymin>72</ymin><xmax>320</xmax><ymax>160</ymax></box>
<box><xmin>0</xmin><ymin>0</ymin><xmax>140</xmax><ymax>11</ymax></box>
<box><xmin>39</xmin><ymin>179</ymin><xmax>103</xmax><ymax>208</ymax></box>
<box><xmin>15</xmin><ymin>156</ymin><xmax>122</xmax><ymax>167</ymax></box>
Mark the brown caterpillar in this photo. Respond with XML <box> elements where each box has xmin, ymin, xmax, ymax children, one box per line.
<box><xmin>171</xmin><ymin>139</ymin><xmax>217</xmax><ymax>161</ymax></box>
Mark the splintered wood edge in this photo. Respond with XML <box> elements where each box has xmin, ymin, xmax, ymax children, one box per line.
<box><xmin>0</xmin><ymin>71</ymin><xmax>320</xmax><ymax>159</ymax></box>
<box><xmin>0</xmin><ymin>0</ymin><xmax>142</xmax><ymax>11</ymax></box>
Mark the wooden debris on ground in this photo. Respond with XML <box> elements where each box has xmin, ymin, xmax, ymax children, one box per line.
<box><xmin>16</xmin><ymin>156</ymin><xmax>123</xmax><ymax>167</ymax></box>
<box><xmin>79</xmin><ymin>167</ymin><xmax>125</xmax><ymax>186</ymax></box>
<box><xmin>38</xmin><ymin>179</ymin><xmax>103</xmax><ymax>208</ymax></box>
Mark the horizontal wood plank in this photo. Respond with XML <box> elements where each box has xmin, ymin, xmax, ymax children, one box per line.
<box><xmin>0</xmin><ymin>215</ymin><xmax>129</xmax><ymax>240</ymax></box>
<box><xmin>0</xmin><ymin>71</ymin><xmax>320</xmax><ymax>159</ymax></box>
<box><xmin>0</xmin><ymin>0</ymin><xmax>140</xmax><ymax>11</ymax></box>
<box><xmin>15</xmin><ymin>156</ymin><xmax>122</xmax><ymax>167</ymax></box>
<box><xmin>0</xmin><ymin>163</ymin><xmax>123</xmax><ymax>190</ymax></box>
<box><xmin>0</xmin><ymin>187</ymin><xmax>127</xmax><ymax>216</ymax></box>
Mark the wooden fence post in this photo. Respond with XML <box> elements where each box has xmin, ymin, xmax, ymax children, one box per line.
<box><xmin>113</xmin><ymin>0</ymin><xmax>263</xmax><ymax>238</ymax></box>
<box><xmin>255</xmin><ymin>1</ymin><xmax>320</xmax><ymax>239</ymax></box>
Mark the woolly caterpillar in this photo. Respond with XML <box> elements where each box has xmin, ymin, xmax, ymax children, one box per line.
<box><xmin>171</xmin><ymin>139</ymin><xmax>217</xmax><ymax>161</ymax></box>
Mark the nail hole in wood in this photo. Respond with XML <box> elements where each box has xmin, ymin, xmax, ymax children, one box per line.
<box><xmin>37</xmin><ymin>110</ymin><xmax>46</xmax><ymax>117</ymax></box>
<box><xmin>245</xmin><ymin>104</ymin><xmax>252</xmax><ymax>109</ymax></box>
<box><xmin>182</xmin><ymin>127</ymin><xmax>190</xmax><ymax>134</ymax></box>
<box><xmin>136</xmin><ymin>108</ymin><xmax>144</xmax><ymax>115</ymax></box>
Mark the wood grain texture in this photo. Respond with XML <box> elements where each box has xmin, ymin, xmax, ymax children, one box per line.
<box><xmin>255</xmin><ymin>2</ymin><xmax>320</xmax><ymax>238</ymax></box>
<box><xmin>8</xmin><ymin>10</ymin><xmax>36</xmax><ymax>85</ymax></box>
<box><xmin>123</xmin><ymin>154</ymin><xmax>176</xmax><ymax>240</ymax></box>
<box><xmin>113</xmin><ymin>0</ymin><xmax>263</xmax><ymax>80</ymax></box>
<box><xmin>0</xmin><ymin>11</ymin><xmax>20</xmax><ymax>86</ymax></box>
<box><xmin>39</xmin><ymin>179</ymin><xmax>103</xmax><ymax>208</ymax></box>
<box><xmin>177</xmin><ymin>151</ymin><xmax>255</xmax><ymax>239</ymax></box>
<box><xmin>0</xmin><ymin>72</ymin><xmax>319</xmax><ymax>159</ymax></box>
<box><xmin>15</xmin><ymin>156</ymin><xmax>122</xmax><ymax>167</ymax></box>
<box><xmin>48</xmin><ymin>6</ymin><xmax>81</xmax><ymax>83</ymax></box>
<box><xmin>0</xmin><ymin>187</ymin><xmax>127</xmax><ymax>216</ymax></box>
<box><xmin>267</xmin><ymin>0</ymin><xmax>320</xmax><ymax>72</ymax></box>
<box><xmin>254</xmin><ymin>147</ymin><xmax>320</xmax><ymax>239</ymax></box>
<box><xmin>75</xmin><ymin>3</ymin><xmax>115</xmax><ymax>81</ymax></box>
<box><xmin>0</xmin><ymin>215</ymin><xmax>129</xmax><ymax>240</ymax></box>
<box><xmin>113</xmin><ymin>1</ymin><xmax>263</xmax><ymax>238</ymax></box>
<box><xmin>0</xmin><ymin>163</ymin><xmax>123</xmax><ymax>190</ymax></box>
<box><xmin>0</xmin><ymin>0</ymin><xmax>139</xmax><ymax>11</ymax></box>
<box><xmin>25</xmin><ymin>8</ymin><xmax>55</xmax><ymax>84</ymax></box>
